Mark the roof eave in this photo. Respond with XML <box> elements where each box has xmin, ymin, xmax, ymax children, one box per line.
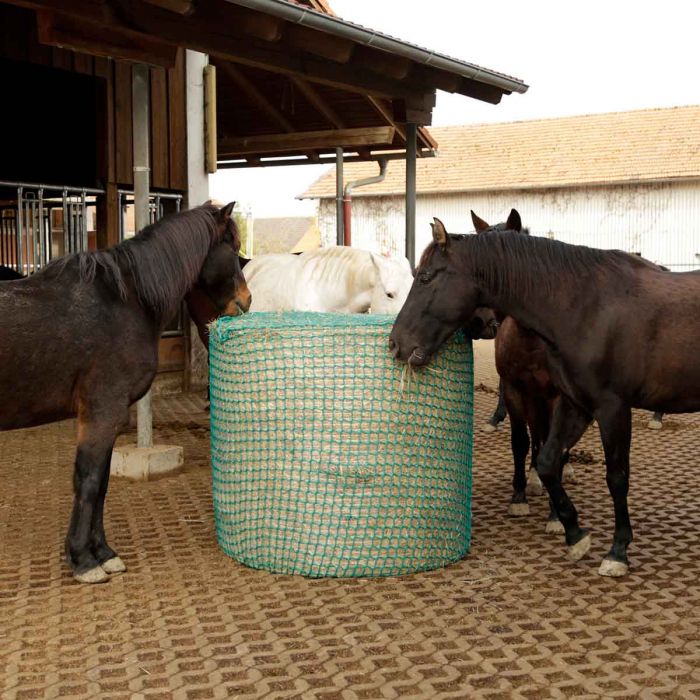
<box><xmin>225</xmin><ymin>0</ymin><xmax>528</xmax><ymax>97</ymax></box>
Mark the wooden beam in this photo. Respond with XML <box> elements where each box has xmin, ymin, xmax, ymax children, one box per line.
<box><xmin>353</xmin><ymin>46</ymin><xmax>412</xmax><ymax>81</ymax></box>
<box><xmin>36</xmin><ymin>10</ymin><xmax>178</xmax><ymax>67</ymax></box>
<box><xmin>219</xmin><ymin>126</ymin><xmax>395</xmax><ymax>156</ymax></box>
<box><xmin>290</xmin><ymin>77</ymin><xmax>345</xmax><ymax>129</ymax></box>
<box><xmin>366</xmin><ymin>95</ymin><xmax>406</xmax><ymax>141</ymax></box>
<box><xmin>218</xmin><ymin>61</ymin><xmax>295</xmax><ymax>132</ymax></box>
<box><xmin>286</xmin><ymin>24</ymin><xmax>354</xmax><ymax>63</ymax></box>
<box><xmin>458</xmin><ymin>77</ymin><xmax>505</xmax><ymax>105</ymax></box>
<box><xmin>217</xmin><ymin>62</ymin><xmax>319</xmax><ymax>161</ymax></box>
<box><xmin>98</xmin><ymin>0</ymin><xmax>436</xmax><ymax>103</ymax></box>
<box><xmin>141</xmin><ymin>0</ymin><xmax>195</xmax><ymax>15</ymax></box>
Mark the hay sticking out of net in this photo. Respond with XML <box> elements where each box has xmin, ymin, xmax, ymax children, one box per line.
<box><xmin>209</xmin><ymin>312</ymin><xmax>474</xmax><ymax>578</ymax></box>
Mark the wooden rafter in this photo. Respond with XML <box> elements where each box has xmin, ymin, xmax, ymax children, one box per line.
<box><xmin>35</xmin><ymin>9</ymin><xmax>178</xmax><ymax>68</ymax></box>
<box><xmin>141</xmin><ymin>0</ymin><xmax>195</xmax><ymax>15</ymax></box>
<box><xmin>289</xmin><ymin>77</ymin><xmax>345</xmax><ymax>129</ymax></box>
<box><xmin>218</xmin><ymin>62</ymin><xmax>321</xmax><ymax>162</ymax></box>
<box><xmin>219</xmin><ymin>62</ymin><xmax>295</xmax><ymax>132</ymax></box>
<box><xmin>353</xmin><ymin>46</ymin><xmax>412</xmax><ymax>81</ymax></box>
<box><xmin>218</xmin><ymin>126</ymin><xmax>395</xmax><ymax>157</ymax></box>
<box><xmin>286</xmin><ymin>24</ymin><xmax>355</xmax><ymax>63</ymax></box>
<box><xmin>365</xmin><ymin>96</ymin><xmax>406</xmax><ymax>141</ymax></box>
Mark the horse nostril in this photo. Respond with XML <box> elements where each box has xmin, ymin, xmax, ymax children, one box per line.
<box><xmin>389</xmin><ymin>338</ymin><xmax>400</xmax><ymax>358</ymax></box>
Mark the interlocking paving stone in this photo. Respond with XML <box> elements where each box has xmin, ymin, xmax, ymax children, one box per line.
<box><xmin>1</xmin><ymin>367</ymin><xmax>699</xmax><ymax>699</ymax></box>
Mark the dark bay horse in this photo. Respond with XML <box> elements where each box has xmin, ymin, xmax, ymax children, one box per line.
<box><xmin>389</xmin><ymin>217</ymin><xmax>700</xmax><ymax>577</ymax></box>
<box><xmin>0</xmin><ymin>202</ymin><xmax>251</xmax><ymax>584</ymax></box>
<box><xmin>470</xmin><ymin>210</ymin><xmax>574</xmax><ymax>531</ymax></box>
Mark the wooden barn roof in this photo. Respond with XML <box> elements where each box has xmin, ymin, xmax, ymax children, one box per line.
<box><xmin>5</xmin><ymin>0</ymin><xmax>527</xmax><ymax>166</ymax></box>
<box><xmin>301</xmin><ymin>105</ymin><xmax>700</xmax><ymax>198</ymax></box>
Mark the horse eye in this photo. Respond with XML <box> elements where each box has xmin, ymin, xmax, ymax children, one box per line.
<box><xmin>418</xmin><ymin>271</ymin><xmax>432</xmax><ymax>284</ymax></box>
<box><xmin>387</xmin><ymin>292</ymin><xmax>395</xmax><ymax>299</ymax></box>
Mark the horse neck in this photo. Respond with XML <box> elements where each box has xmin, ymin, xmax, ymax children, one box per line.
<box><xmin>117</xmin><ymin>212</ymin><xmax>216</xmax><ymax>324</ymax></box>
<box><xmin>458</xmin><ymin>235</ymin><xmax>581</xmax><ymax>343</ymax></box>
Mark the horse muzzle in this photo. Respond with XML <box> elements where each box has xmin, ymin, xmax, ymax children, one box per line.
<box><xmin>388</xmin><ymin>338</ymin><xmax>430</xmax><ymax>366</ymax></box>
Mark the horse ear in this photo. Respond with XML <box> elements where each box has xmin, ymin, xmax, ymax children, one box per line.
<box><xmin>218</xmin><ymin>201</ymin><xmax>235</xmax><ymax>221</ymax></box>
<box><xmin>471</xmin><ymin>210</ymin><xmax>490</xmax><ymax>233</ymax></box>
<box><xmin>431</xmin><ymin>217</ymin><xmax>449</xmax><ymax>249</ymax></box>
<box><xmin>506</xmin><ymin>209</ymin><xmax>522</xmax><ymax>232</ymax></box>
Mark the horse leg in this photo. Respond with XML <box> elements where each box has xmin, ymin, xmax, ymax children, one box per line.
<box><xmin>90</xmin><ymin>452</ymin><xmax>126</xmax><ymax>575</ymax></box>
<box><xmin>647</xmin><ymin>411</ymin><xmax>664</xmax><ymax>430</ymax></box>
<box><xmin>65</xmin><ymin>409</ymin><xmax>125</xmax><ymax>584</ymax></box>
<box><xmin>504</xmin><ymin>385</ymin><xmax>530</xmax><ymax>516</ymax></box>
<box><xmin>526</xmin><ymin>399</ymin><xmax>548</xmax><ymax>496</ymax></box>
<box><xmin>535</xmin><ymin>396</ymin><xmax>592</xmax><ymax>560</ymax></box>
<box><xmin>483</xmin><ymin>378</ymin><xmax>507</xmax><ymax>432</ymax></box>
<box><xmin>596</xmin><ymin>403</ymin><xmax>633</xmax><ymax>577</ymax></box>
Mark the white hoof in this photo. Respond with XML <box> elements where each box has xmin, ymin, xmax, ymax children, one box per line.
<box><xmin>562</xmin><ymin>463</ymin><xmax>576</xmax><ymax>484</ymax></box>
<box><xmin>598</xmin><ymin>558</ymin><xmax>629</xmax><ymax>577</ymax></box>
<box><xmin>545</xmin><ymin>519</ymin><xmax>565</xmax><ymax>534</ymax></box>
<box><xmin>567</xmin><ymin>533</ymin><xmax>592</xmax><ymax>562</ymax></box>
<box><xmin>525</xmin><ymin>472</ymin><xmax>543</xmax><ymax>496</ymax></box>
<box><xmin>482</xmin><ymin>422</ymin><xmax>497</xmax><ymax>433</ymax></box>
<box><xmin>101</xmin><ymin>556</ymin><xmax>127</xmax><ymax>574</ymax></box>
<box><xmin>74</xmin><ymin>566</ymin><xmax>109</xmax><ymax>584</ymax></box>
<box><xmin>647</xmin><ymin>419</ymin><xmax>663</xmax><ymax>431</ymax></box>
<box><xmin>508</xmin><ymin>502</ymin><xmax>530</xmax><ymax>517</ymax></box>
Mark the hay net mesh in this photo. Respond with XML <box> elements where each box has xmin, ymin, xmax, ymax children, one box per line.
<box><xmin>209</xmin><ymin>312</ymin><xmax>474</xmax><ymax>578</ymax></box>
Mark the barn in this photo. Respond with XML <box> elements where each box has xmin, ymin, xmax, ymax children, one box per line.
<box><xmin>302</xmin><ymin>105</ymin><xmax>700</xmax><ymax>271</ymax></box>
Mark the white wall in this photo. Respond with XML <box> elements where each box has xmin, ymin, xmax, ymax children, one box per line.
<box><xmin>318</xmin><ymin>181</ymin><xmax>700</xmax><ymax>270</ymax></box>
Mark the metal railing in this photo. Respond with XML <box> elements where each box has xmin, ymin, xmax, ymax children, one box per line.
<box><xmin>0</xmin><ymin>182</ymin><xmax>186</xmax><ymax>337</ymax></box>
<box><xmin>0</xmin><ymin>180</ymin><xmax>103</xmax><ymax>274</ymax></box>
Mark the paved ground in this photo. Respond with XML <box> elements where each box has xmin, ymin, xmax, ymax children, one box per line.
<box><xmin>2</xmin><ymin>348</ymin><xmax>700</xmax><ymax>699</ymax></box>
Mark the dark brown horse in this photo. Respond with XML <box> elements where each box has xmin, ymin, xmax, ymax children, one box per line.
<box><xmin>0</xmin><ymin>202</ymin><xmax>251</xmax><ymax>584</ymax></box>
<box><xmin>470</xmin><ymin>210</ymin><xmax>574</xmax><ymax>532</ymax></box>
<box><xmin>390</xmin><ymin>217</ymin><xmax>700</xmax><ymax>577</ymax></box>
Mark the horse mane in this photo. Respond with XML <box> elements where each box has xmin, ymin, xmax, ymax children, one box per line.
<box><xmin>45</xmin><ymin>205</ymin><xmax>222</xmax><ymax>317</ymax></box>
<box><xmin>429</xmin><ymin>231</ymin><xmax>648</xmax><ymax>300</ymax></box>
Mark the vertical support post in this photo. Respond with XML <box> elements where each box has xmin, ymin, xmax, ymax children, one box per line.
<box><xmin>335</xmin><ymin>147</ymin><xmax>344</xmax><ymax>246</ymax></box>
<box><xmin>132</xmin><ymin>63</ymin><xmax>153</xmax><ymax>449</ymax></box>
<box><xmin>405</xmin><ymin>122</ymin><xmax>417</xmax><ymax>267</ymax></box>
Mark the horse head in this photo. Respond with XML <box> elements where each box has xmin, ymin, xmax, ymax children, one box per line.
<box><xmin>465</xmin><ymin>209</ymin><xmax>527</xmax><ymax>340</ymax></box>
<box><xmin>196</xmin><ymin>202</ymin><xmax>251</xmax><ymax>317</ymax></box>
<box><xmin>368</xmin><ymin>253</ymin><xmax>414</xmax><ymax>314</ymax></box>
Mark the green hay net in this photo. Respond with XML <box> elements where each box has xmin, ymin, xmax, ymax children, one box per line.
<box><xmin>209</xmin><ymin>312</ymin><xmax>474</xmax><ymax>578</ymax></box>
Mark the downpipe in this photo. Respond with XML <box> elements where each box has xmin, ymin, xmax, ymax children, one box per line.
<box><xmin>342</xmin><ymin>157</ymin><xmax>388</xmax><ymax>247</ymax></box>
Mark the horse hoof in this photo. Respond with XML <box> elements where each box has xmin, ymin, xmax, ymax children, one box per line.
<box><xmin>562</xmin><ymin>464</ymin><xmax>576</xmax><ymax>483</ymax></box>
<box><xmin>482</xmin><ymin>422</ymin><xmax>497</xmax><ymax>433</ymax></box>
<box><xmin>647</xmin><ymin>419</ymin><xmax>662</xmax><ymax>431</ymax></box>
<box><xmin>74</xmin><ymin>566</ymin><xmax>109</xmax><ymax>584</ymax></box>
<box><xmin>567</xmin><ymin>533</ymin><xmax>592</xmax><ymax>561</ymax></box>
<box><xmin>525</xmin><ymin>481</ymin><xmax>543</xmax><ymax>496</ymax></box>
<box><xmin>545</xmin><ymin>519</ymin><xmax>565</xmax><ymax>534</ymax></box>
<box><xmin>102</xmin><ymin>556</ymin><xmax>127</xmax><ymax>574</ymax></box>
<box><xmin>598</xmin><ymin>558</ymin><xmax>629</xmax><ymax>577</ymax></box>
<box><xmin>508</xmin><ymin>502</ymin><xmax>530</xmax><ymax>517</ymax></box>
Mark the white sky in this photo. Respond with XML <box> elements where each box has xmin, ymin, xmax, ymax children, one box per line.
<box><xmin>210</xmin><ymin>0</ymin><xmax>699</xmax><ymax>217</ymax></box>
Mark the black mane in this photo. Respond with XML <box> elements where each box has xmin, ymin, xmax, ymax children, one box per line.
<box><xmin>45</xmin><ymin>204</ymin><xmax>222</xmax><ymax>317</ymax></box>
<box><xmin>422</xmin><ymin>230</ymin><xmax>654</xmax><ymax>301</ymax></box>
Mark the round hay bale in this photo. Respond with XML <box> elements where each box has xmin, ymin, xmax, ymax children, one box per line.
<box><xmin>209</xmin><ymin>312</ymin><xmax>473</xmax><ymax>578</ymax></box>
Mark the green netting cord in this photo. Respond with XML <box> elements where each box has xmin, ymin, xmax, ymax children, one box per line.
<box><xmin>209</xmin><ymin>312</ymin><xmax>473</xmax><ymax>578</ymax></box>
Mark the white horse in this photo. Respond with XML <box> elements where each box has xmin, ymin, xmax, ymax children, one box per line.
<box><xmin>244</xmin><ymin>247</ymin><xmax>414</xmax><ymax>314</ymax></box>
